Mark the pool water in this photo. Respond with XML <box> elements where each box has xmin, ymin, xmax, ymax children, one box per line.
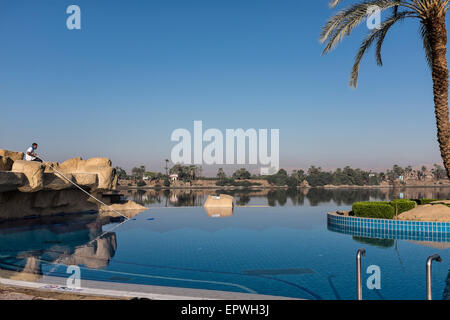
<box><xmin>0</xmin><ymin>188</ymin><xmax>449</xmax><ymax>300</ymax></box>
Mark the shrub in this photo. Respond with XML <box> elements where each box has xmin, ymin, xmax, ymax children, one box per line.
<box><xmin>389</xmin><ymin>199</ymin><xmax>416</xmax><ymax>214</ymax></box>
<box><xmin>136</xmin><ymin>180</ymin><xmax>146</xmax><ymax>187</ymax></box>
<box><xmin>412</xmin><ymin>198</ymin><xmax>442</xmax><ymax>205</ymax></box>
<box><xmin>352</xmin><ymin>202</ymin><xmax>395</xmax><ymax>219</ymax></box>
<box><xmin>216</xmin><ymin>178</ymin><xmax>261</xmax><ymax>187</ymax></box>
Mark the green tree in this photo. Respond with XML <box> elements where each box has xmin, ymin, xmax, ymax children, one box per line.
<box><xmin>169</xmin><ymin>164</ymin><xmax>201</xmax><ymax>181</ymax></box>
<box><xmin>115</xmin><ymin>166</ymin><xmax>128</xmax><ymax>179</ymax></box>
<box><xmin>292</xmin><ymin>169</ymin><xmax>306</xmax><ymax>182</ymax></box>
<box><xmin>232</xmin><ymin>168</ymin><xmax>251</xmax><ymax>180</ymax></box>
<box><xmin>306</xmin><ymin>166</ymin><xmax>333</xmax><ymax>187</ymax></box>
<box><xmin>131</xmin><ymin>165</ymin><xmax>146</xmax><ymax>180</ymax></box>
<box><xmin>217</xmin><ymin>168</ymin><xmax>227</xmax><ymax>180</ymax></box>
<box><xmin>432</xmin><ymin>163</ymin><xmax>447</xmax><ymax>179</ymax></box>
<box><xmin>321</xmin><ymin>0</ymin><xmax>450</xmax><ymax>178</ymax></box>
<box><xmin>144</xmin><ymin>171</ymin><xmax>158</xmax><ymax>180</ymax></box>
<box><xmin>265</xmin><ymin>169</ymin><xmax>290</xmax><ymax>186</ymax></box>
<box><xmin>392</xmin><ymin>165</ymin><xmax>404</xmax><ymax>177</ymax></box>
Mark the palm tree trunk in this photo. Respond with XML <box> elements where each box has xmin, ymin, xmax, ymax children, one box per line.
<box><xmin>425</xmin><ymin>10</ymin><xmax>450</xmax><ymax>179</ymax></box>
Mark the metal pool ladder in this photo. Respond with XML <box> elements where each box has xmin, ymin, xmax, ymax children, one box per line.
<box><xmin>355</xmin><ymin>249</ymin><xmax>443</xmax><ymax>300</ymax></box>
<box><xmin>426</xmin><ymin>254</ymin><xmax>442</xmax><ymax>300</ymax></box>
<box><xmin>356</xmin><ymin>248</ymin><xmax>365</xmax><ymax>300</ymax></box>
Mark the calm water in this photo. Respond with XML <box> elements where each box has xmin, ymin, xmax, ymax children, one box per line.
<box><xmin>1</xmin><ymin>187</ymin><xmax>449</xmax><ymax>300</ymax></box>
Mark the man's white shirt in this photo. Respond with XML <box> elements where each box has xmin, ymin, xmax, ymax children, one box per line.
<box><xmin>25</xmin><ymin>147</ymin><xmax>36</xmax><ymax>161</ymax></box>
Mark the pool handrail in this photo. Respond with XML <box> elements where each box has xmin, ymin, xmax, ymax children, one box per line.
<box><xmin>426</xmin><ymin>254</ymin><xmax>442</xmax><ymax>300</ymax></box>
<box><xmin>356</xmin><ymin>248</ymin><xmax>366</xmax><ymax>300</ymax></box>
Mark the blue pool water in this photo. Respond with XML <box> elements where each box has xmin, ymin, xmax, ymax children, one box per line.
<box><xmin>1</xmin><ymin>188</ymin><xmax>449</xmax><ymax>300</ymax></box>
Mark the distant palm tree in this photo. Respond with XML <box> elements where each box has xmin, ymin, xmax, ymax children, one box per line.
<box><xmin>321</xmin><ymin>0</ymin><xmax>450</xmax><ymax>178</ymax></box>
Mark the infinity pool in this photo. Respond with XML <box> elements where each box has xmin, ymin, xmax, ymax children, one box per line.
<box><xmin>1</xmin><ymin>188</ymin><xmax>449</xmax><ymax>300</ymax></box>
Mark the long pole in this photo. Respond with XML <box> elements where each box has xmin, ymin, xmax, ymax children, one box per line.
<box><xmin>39</xmin><ymin>157</ymin><xmax>129</xmax><ymax>220</ymax></box>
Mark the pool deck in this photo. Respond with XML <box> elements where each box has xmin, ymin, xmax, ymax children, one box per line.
<box><xmin>0</xmin><ymin>275</ymin><xmax>299</xmax><ymax>300</ymax></box>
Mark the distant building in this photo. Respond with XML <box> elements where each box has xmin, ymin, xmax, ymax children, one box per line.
<box><xmin>169</xmin><ymin>174</ymin><xmax>179</xmax><ymax>181</ymax></box>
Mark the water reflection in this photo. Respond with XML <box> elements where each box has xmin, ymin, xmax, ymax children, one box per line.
<box><xmin>0</xmin><ymin>214</ymin><xmax>120</xmax><ymax>281</ymax></box>
<box><xmin>123</xmin><ymin>187</ymin><xmax>450</xmax><ymax>208</ymax></box>
<box><xmin>204</xmin><ymin>206</ymin><xmax>234</xmax><ymax>218</ymax></box>
<box><xmin>352</xmin><ymin>236</ymin><xmax>395</xmax><ymax>248</ymax></box>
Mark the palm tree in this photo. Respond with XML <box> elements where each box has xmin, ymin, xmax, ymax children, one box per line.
<box><xmin>165</xmin><ymin>159</ymin><xmax>169</xmax><ymax>176</ymax></box>
<box><xmin>217</xmin><ymin>168</ymin><xmax>227</xmax><ymax>180</ymax></box>
<box><xmin>321</xmin><ymin>0</ymin><xmax>450</xmax><ymax>178</ymax></box>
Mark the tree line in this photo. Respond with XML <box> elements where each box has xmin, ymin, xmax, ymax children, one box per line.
<box><xmin>115</xmin><ymin>163</ymin><xmax>448</xmax><ymax>188</ymax></box>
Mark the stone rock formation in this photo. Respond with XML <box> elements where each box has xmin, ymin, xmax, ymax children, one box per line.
<box><xmin>12</xmin><ymin>160</ymin><xmax>46</xmax><ymax>192</ymax></box>
<box><xmin>0</xmin><ymin>189</ymin><xmax>99</xmax><ymax>220</ymax></box>
<box><xmin>204</xmin><ymin>194</ymin><xmax>234</xmax><ymax>208</ymax></box>
<box><xmin>203</xmin><ymin>194</ymin><xmax>234</xmax><ymax>217</ymax></box>
<box><xmin>99</xmin><ymin>200</ymin><xmax>148</xmax><ymax>218</ymax></box>
<box><xmin>0</xmin><ymin>148</ymin><xmax>129</xmax><ymax>221</ymax></box>
<box><xmin>50</xmin><ymin>157</ymin><xmax>118</xmax><ymax>190</ymax></box>
<box><xmin>0</xmin><ymin>149</ymin><xmax>24</xmax><ymax>161</ymax></box>
<box><xmin>0</xmin><ymin>171</ymin><xmax>25</xmax><ymax>192</ymax></box>
<box><xmin>0</xmin><ymin>156</ymin><xmax>14</xmax><ymax>171</ymax></box>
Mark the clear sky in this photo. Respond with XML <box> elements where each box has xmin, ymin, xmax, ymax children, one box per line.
<box><xmin>0</xmin><ymin>0</ymin><xmax>445</xmax><ymax>175</ymax></box>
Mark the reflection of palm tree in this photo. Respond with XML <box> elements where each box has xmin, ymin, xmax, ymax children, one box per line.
<box><xmin>327</xmin><ymin>275</ymin><xmax>342</xmax><ymax>300</ymax></box>
<box><xmin>443</xmin><ymin>270</ymin><xmax>450</xmax><ymax>300</ymax></box>
<box><xmin>321</xmin><ymin>1</ymin><xmax>450</xmax><ymax>178</ymax></box>
<box><xmin>394</xmin><ymin>240</ymin><xmax>406</xmax><ymax>274</ymax></box>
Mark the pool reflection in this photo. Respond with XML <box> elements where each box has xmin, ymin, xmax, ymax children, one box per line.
<box><xmin>0</xmin><ymin>214</ymin><xmax>121</xmax><ymax>280</ymax></box>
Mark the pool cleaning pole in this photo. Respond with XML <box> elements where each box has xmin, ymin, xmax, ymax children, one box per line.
<box><xmin>39</xmin><ymin>157</ymin><xmax>129</xmax><ymax>220</ymax></box>
<box><xmin>356</xmin><ymin>248</ymin><xmax>365</xmax><ymax>300</ymax></box>
<box><xmin>426</xmin><ymin>254</ymin><xmax>442</xmax><ymax>300</ymax></box>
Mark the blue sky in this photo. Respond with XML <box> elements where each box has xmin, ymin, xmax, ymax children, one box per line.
<box><xmin>0</xmin><ymin>0</ymin><xmax>445</xmax><ymax>174</ymax></box>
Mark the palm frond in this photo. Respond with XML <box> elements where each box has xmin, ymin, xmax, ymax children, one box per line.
<box><xmin>320</xmin><ymin>0</ymin><xmax>402</xmax><ymax>55</ymax></box>
<box><xmin>349</xmin><ymin>30</ymin><xmax>380</xmax><ymax>87</ymax></box>
<box><xmin>410</xmin><ymin>0</ymin><xmax>450</xmax><ymax>18</ymax></box>
<box><xmin>393</xmin><ymin>5</ymin><xmax>399</xmax><ymax>16</ymax></box>
<box><xmin>350</xmin><ymin>11</ymin><xmax>412</xmax><ymax>87</ymax></box>
<box><xmin>375</xmin><ymin>11</ymin><xmax>412</xmax><ymax>66</ymax></box>
<box><xmin>329</xmin><ymin>0</ymin><xmax>344</xmax><ymax>8</ymax></box>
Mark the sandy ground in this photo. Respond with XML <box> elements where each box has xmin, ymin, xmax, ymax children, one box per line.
<box><xmin>0</xmin><ymin>287</ymin><xmax>46</xmax><ymax>300</ymax></box>
<box><xmin>0</xmin><ymin>284</ymin><xmax>120</xmax><ymax>300</ymax></box>
<box><xmin>398</xmin><ymin>204</ymin><xmax>450</xmax><ymax>222</ymax></box>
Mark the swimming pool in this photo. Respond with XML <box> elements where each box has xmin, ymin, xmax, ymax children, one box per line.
<box><xmin>0</xmin><ymin>188</ymin><xmax>449</xmax><ymax>300</ymax></box>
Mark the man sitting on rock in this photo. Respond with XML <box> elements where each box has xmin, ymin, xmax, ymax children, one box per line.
<box><xmin>25</xmin><ymin>143</ymin><xmax>42</xmax><ymax>162</ymax></box>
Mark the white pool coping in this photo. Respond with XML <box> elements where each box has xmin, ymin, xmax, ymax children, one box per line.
<box><xmin>0</xmin><ymin>276</ymin><xmax>299</xmax><ymax>300</ymax></box>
